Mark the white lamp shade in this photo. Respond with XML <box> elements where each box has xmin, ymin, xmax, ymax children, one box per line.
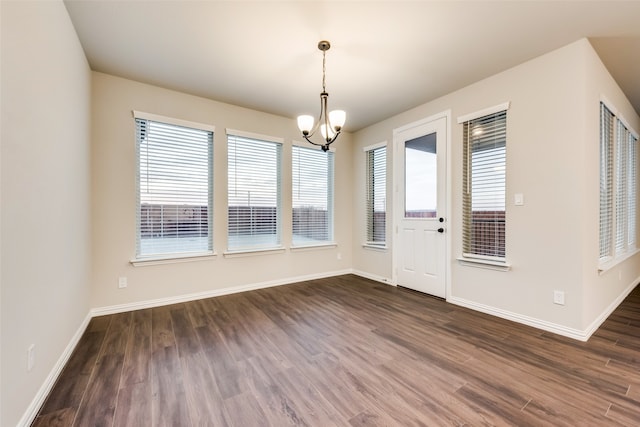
<box><xmin>320</xmin><ymin>123</ymin><xmax>336</xmax><ymax>140</ymax></box>
<box><xmin>297</xmin><ymin>115</ymin><xmax>314</xmax><ymax>133</ymax></box>
<box><xmin>329</xmin><ymin>110</ymin><xmax>346</xmax><ymax>130</ymax></box>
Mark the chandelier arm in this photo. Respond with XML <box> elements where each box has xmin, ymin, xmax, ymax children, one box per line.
<box><xmin>302</xmin><ymin>92</ymin><xmax>327</xmax><ymax>140</ymax></box>
<box><xmin>303</xmin><ymin>129</ymin><xmax>340</xmax><ymax>152</ymax></box>
<box><xmin>303</xmin><ymin>134</ymin><xmax>324</xmax><ymax>147</ymax></box>
<box><xmin>326</xmin><ymin>129</ymin><xmax>341</xmax><ymax>145</ymax></box>
<box><xmin>323</xmin><ymin>92</ymin><xmax>331</xmax><ymax>143</ymax></box>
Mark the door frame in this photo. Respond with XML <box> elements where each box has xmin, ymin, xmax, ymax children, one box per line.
<box><xmin>392</xmin><ymin>110</ymin><xmax>452</xmax><ymax>300</ymax></box>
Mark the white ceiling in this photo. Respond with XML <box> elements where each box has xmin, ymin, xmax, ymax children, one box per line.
<box><xmin>63</xmin><ymin>0</ymin><xmax>640</xmax><ymax>132</ymax></box>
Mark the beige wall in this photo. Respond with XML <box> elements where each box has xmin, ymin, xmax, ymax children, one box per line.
<box><xmin>352</xmin><ymin>39</ymin><xmax>640</xmax><ymax>337</ymax></box>
<box><xmin>581</xmin><ymin>40</ymin><xmax>640</xmax><ymax>331</ymax></box>
<box><xmin>91</xmin><ymin>73</ymin><xmax>353</xmax><ymax>310</ymax></box>
<box><xmin>0</xmin><ymin>1</ymin><xmax>92</xmax><ymax>425</ymax></box>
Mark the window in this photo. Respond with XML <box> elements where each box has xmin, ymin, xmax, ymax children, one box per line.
<box><xmin>405</xmin><ymin>134</ymin><xmax>437</xmax><ymax>218</ymax></box>
<box><xmin>462</xmin><ymin>109</ymin><xmax>507</xmax><ymax>261</ymax></box>
<box><xmin>365</xmin><ymin>144</ymin><xmax>387</xmax><ymax>246</ymax></box>
<box><xmin>292</xmin><ymin>145</ymin><xmax>334</xmax><ymax>246</ymax></box>
<box><xmin>134</xmin><ymin>112</ymin><xmax>213</xmax><ymax>258</ymax></box>
<box><xmin>600</xmin><ymin>105</ymin><xmax>614</xmax><ymax>259</ymax></box>
<box><xmin>227</xmin><ymin>131</ymin><xmax>282</xmax><ymax>251</ymax></box>
<box><xmin>600</xmin><ymin>102</ymin><xmax>638</xmax><ymax>265</ymax></box>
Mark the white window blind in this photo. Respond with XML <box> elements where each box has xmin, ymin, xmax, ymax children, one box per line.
<box><xmin>599</xmin><ymin>102</ymin><xmax>638</xmax><ymax>265</ymax></box>
<box><xmin>462</xmin><ymin>110</ymin><xmax>507</xmax><ymax>260</ymax></box>
<box><xmin>615</xmin><ymin>120</ymin><xmax>629</xmax><ymax>255</ymax></box>
<box><xmin>292</xmin><ymin>146</ymin><xmax>334</xmax><ymax>246</ymax></box>
<box><xmin>227</xmin><ymin>133</ymin><xmax>282</xmax><ymax>251</ymax></box>
<box><xmin>365</xmin><ymin>145</ymin><xmax>386</xmax><ymax>245</ymax></box>
<box><xmin>599</xmin><ymin>104</ymin><xmax>614</xmax><ymax>260</ymax></box>
<box><xmin>135</xmin><ymin>116</ymin><xmax>213</xmax><ymax>258</ymax></box>
<box><xmin>628</xmin><ymin>131</ymin><xmax>637</xmax><ymax>249</ymax></box>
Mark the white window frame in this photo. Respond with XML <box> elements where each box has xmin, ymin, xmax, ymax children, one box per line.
<box><xmin>363</xmin><ymin>142</ymin><xmax>387</xmax><ymax>249</ymax></box>
<box><xmin>599</xmin><ymin>100</ymin><xmax>639</xmax><ymax>271</ymax></box>
<box><xmin>132</xmin><ymin>111</ymin><xmax>214</xmax><ymax>264</ymax></box>
<box><xmin>458</xmin><ymin>102</ymin><xmax>510</xmax><ymax>267</ymax></box>
<box><xmin>226</xmin><ymin>129</ymin><xmax>283</xmax><ymax>254</ymax></box>
<box><xmin>291</xmin><ymin>144</ymin><xmax>335</xmax><ymax>248</ymax></box>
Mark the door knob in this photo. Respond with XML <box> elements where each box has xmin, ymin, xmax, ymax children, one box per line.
<box><xmin>437</xmin><ymin>227</ymin><xmax>444</xmax><ymax>233</ymax></box>
<box><xmin>439</xmin><ymin>217</ymin><xmax>444</xmax><ymax>223</ymax></box>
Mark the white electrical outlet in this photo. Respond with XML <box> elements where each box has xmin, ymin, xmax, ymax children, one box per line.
<box><xmin>27</xmin><ymin>344</ymin><xmax>35</xmax><ymax>372</ymax></box>
<box><xmin>118</xmin><ymin>277</ymin><xmax>128</xmax><ymax>288</ymax></box>
<box><xmin>337</xmin><ymin>253</ymin><xmax>342</xmax><ymax>260</ymax></box>
<box><xmin>553</xmin><ymin>290</ymin><xmax>565</xmax><ymax>305</ymax></box>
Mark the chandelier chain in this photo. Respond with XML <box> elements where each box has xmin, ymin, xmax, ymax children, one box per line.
<box><xmin>322</xmin><ymin>50</ymin><xmax>327</xmax><ymax>93</ymax></box>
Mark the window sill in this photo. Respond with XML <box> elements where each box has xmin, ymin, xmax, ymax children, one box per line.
<box><xmin>223</xmin><ymin>246</ymin><xmax>286</xmax><ymax>258</ymax></box>
<box><xmin>598</xmin><ymin>248</ymin><xmax>640</xmax><ymax>274</ymax></box>
<box><xmin>290</xmin><ymin>242</ymin><xmax>338</xmax><ymax>251</ymax></box>
<box><xmin>131</xmin><ymin>252</ymin><xmax>217</xmax><ymax>267</ymax></box>
<box><xmin>362</xmin><ymin>243</ymin><xmax>388</xmax><ymax>251</ymax></box>
<box><xmin>457</xmin><ymin>257</ymin><xmax>511</xmax><ymax>271</ymax></box>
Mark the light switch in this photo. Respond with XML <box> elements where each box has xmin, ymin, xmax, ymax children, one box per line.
<box><xmin>514</xmin><ymin>193</ymin><xmax>524</xmax><ymax>206</ymax></box>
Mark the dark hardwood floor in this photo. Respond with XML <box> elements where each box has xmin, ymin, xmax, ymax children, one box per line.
<box><xmin>32</xmin><ymin>275</ymin><xmax>640</xmax><ymax>426</ymax></box>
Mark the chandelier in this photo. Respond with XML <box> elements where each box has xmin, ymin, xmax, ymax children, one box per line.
<box><xmin>297</xmin><ymin>40</ymin><xmax>346</xmax><ymax>152</ymax></box>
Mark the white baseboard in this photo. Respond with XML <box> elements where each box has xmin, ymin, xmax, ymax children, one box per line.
<box><xmin>447</xmin><ymin>296</ymin><xmax>590</xmax><ymax>341</ymax></box>
<box><xmin>582</xmin><ymin>276</ymin><xmax>639</xmax><ymax>339</ymax></box>
<box><xmin>449</xmin><ymin>275</ymin><xmax>639</xmax><ymax>342</ymax></box>
<box><xmin>352</xmin><ymin>269</ymin><xmax>394</xmax><ymax>286</ymax></box>
<box><xmin>18</xmin><ymin>312</ymin><xmax>92</xmax><ymax>427</ymax></box>
<box><xmin>91</xmin><ymin>269</ymin><xmax>353</xmax><ymax>316</ymax></box>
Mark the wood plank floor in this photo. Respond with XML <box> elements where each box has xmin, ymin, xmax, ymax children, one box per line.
<box><xmin>33</xmin><ymin>275</ymin><xmax>640</xmax><ymax>426</ymax></box>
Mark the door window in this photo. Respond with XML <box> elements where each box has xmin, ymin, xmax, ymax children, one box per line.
<box><xmin>405</xmin><ymin>133</ymin><xmax>437</xmax><ymax>218</ymax></box>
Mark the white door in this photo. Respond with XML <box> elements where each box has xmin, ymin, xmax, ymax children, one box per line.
<box><xmin>394</xmin><ymin>114</ymin><xmax>447</xmax><ymax>298</ymax></box>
